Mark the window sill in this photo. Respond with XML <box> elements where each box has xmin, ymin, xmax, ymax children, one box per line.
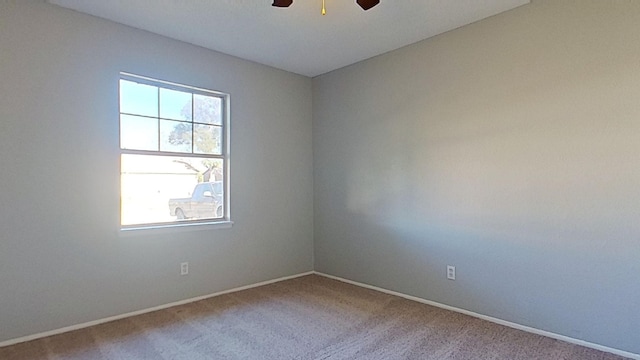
<box><xmin>119</xmin><ymin>220</ymin><xmax>233</xmax><ymax>237</ymax></box>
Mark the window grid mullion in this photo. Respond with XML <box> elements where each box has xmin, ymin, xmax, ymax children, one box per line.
<box><xmin>157</xmin><ymin>87</ymin><xmax>161</xmax><ymax>152</ymax></box>
<box><xmin>191</xmin><ymin>93</ymin><xmax>195</xmax><ymax>154</ymax></box>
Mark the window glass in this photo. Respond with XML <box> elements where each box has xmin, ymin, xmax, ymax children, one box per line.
<box><xmin>160</xmin><ymin>88</ymin><xmax>192</xmax><ymax>121</ymax></box>
<box><xmin>160</xmin><ymin>120</ymin><xmax>192</xmax><ymax>153</ymax></box>
<box><xmin>119</xmin><ymin>74</ymin><xmax>228</xmax><ymax>229</ymax></box>
<box><xmin>120</xmin><ymin>114</ymin><xmax>159</xmax><ymax>151</ymax></box>
<box><xmin>194</xmin><ymin>124</ymin><xmax>222</xmax><ymax>155</ymax></box>
<box><xmin>119</xmin><ymin>80</ymin><xmax>158</xmax><ymax>117</ymax></box>
<box><xmin>194</xmin><ymin>94</ymin><xmax>222</xmax><ymax>125</ymax></box>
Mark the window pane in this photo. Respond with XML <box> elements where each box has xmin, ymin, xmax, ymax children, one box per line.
<box><xmin>194</xmin><ymin>94</ymin><xmax>222</xmax><ymax>125</ymax></box>
<box><xmin>194</xmin><ymin>124</ymin><xmax>222</xmax><ymax>155</ymax></box>
<box><xmin>119</xmin><ymin>74</ymin><xmax>228</xmax><ymax>228</ymax></box>
<box><xmin>160</xmin><ymin>120</ymin><xmax>192</xmax><ymax>153</ymax></box>
<box><xmin>120</xmin><ymin>115</ymin><xmax>158</xmax><ymax>151</ymax></box>
<box><xmin>160</xmin><ymin>88</ymin><xmax>192</xmax><ymax>121</ymax></box>
<box><xmin>119</xmin><ymin>80</ymin><xmax>158</xmax><ymax>117</ymax></box>
<box><xmin>121</xmin><ymin>154</ymin><xmax>224</xmax><ymax>225</ymax></box>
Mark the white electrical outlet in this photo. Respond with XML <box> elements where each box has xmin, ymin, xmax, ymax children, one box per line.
<box><xmin>447</xmin><ymin>265</ymin><xmax>456</xmax><ymax>280</ymax></box>
<box><xmin>180</xmin><ymin>262</ymin><xmax>189</xmax><ymax>276</ymax></box>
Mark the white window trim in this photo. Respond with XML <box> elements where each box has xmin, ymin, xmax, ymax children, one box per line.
<box><xmin>119</xmin><ymin>220</ymin><xmax>234</xmax><ymax>237</ymax></box>
<box><xmin>119</xmin><ymin>72</ymin><xmax>231</xmax><ymax>232</ymax></box>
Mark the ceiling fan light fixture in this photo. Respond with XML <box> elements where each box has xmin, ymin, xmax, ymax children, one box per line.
<box><xmin>356</xmin><ymin>0</ymin><xmax>380</xmax><ymax>11</ymax></box>
<box><xmin>272</xmin><ymin>0</ymin><xmax>293</xmax><ymax>7</ymax></box>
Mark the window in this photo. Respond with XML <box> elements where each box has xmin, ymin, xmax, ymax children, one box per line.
<box><xmin>119</xmin><ymin>73</ymin><xmax>229</xmax><ymax>229</ymax></box>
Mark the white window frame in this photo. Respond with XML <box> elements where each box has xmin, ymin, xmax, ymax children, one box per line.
<box><xmin>118</xmin><ymin>72</ymin><xmax>231</xmax><ymax>234</ymax></box>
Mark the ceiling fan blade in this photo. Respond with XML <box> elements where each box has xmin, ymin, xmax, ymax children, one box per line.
<box><xmin>356</xmin><ymin>0</ymin><xmax>379</xmax><ymax>10</ymax></box>
<box><xmin>272</xmin><ymin>0</ymin><xmax>293</xmax><ymax>7</ymax></box>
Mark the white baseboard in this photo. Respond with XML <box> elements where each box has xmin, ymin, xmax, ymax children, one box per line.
<box><xmin>314</xmin><ymin>271</ymin><xmax>640</xmax><ymax>360</ymax></box>
<box><xmin>0</xmin><ymin>271</ymin><xmax>314</xmax><ymax>348</ymax></box>
<box><xmin>3</xmin><ymin>270</ymin><xmax>637</xmax><ymax>360</ymax></box>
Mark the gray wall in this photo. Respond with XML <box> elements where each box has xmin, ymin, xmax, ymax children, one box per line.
<box><xmin>2</xmin><ymin>0</ymin><xmax>639</xmax><ymax>355</ymax></box>
<box><xmin>313</xmin><ymin>0</ymin><xmax>640</xmax><ymax>354</ymax></box>
<box><xmin>0</xmin><ymin>1</ymin><xmax>313</xmax><ymax>342</ymax></box>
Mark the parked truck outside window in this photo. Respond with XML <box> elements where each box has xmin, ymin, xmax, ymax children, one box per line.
<box><xmin>168</xmin><ymin>182</ymin><xmax>223</xmax><ymax>220</ymax></box>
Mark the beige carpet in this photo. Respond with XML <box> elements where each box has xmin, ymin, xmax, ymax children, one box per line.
<box><xmin>0</xmin><ymin>275</ymin><xmax>630</xmax><ymax>359</ymax></box>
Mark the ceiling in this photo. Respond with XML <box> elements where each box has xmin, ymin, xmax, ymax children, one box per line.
<box><xmin>48</xmin><ymin>0</ymin><xmax>529</xmax><ymax>77</ymax></box>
